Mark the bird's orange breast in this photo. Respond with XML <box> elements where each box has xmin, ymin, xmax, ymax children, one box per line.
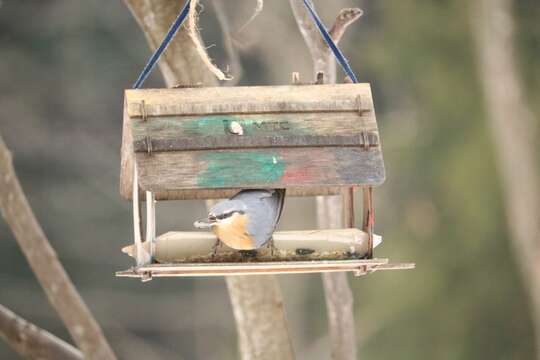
<box><xmin>212</xmin><ymin>213</ymin><xmax>255</xmax><ymax>250</ymax></box>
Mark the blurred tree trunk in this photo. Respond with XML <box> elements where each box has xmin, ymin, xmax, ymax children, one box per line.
<box><xmin>0</xmin><ymin>136</ymin><xmax>116</xmax><ymax>360</ymax></box>
<box><xmin>472</xmin><ymin>0</ymin><xmax>540</xmax><ymax>357</ymax></box>
<box><xmin>123</xmin><ymin>1</ymin><xmax>294</xmax><ymax>359</ymax></box>
<box><xmin>290</xmin><ymin>2</ymin><xmax>362</xmax><ymax>359</ymax></box>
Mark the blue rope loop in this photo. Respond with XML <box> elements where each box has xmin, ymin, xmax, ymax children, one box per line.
<box><xmin>132</xmin><ymin>0</ymin><xmax>358</xmax><ymax>88</ymax></box>
<box><xmin>132</xmin><ymin>0</ymin><xmax>191</xmax><ymax>89</ymax></box>
<box><xmin>302</xmin><ymin>0</ymin><xmax>359</xmax><ymax>83</ymax></box>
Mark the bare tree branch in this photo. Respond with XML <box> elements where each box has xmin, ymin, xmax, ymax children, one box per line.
<box><xmin>123</xmin><ymin>0</ymin><xmax>217</xmax><ymax>87</ymax></box>
<box><xmin>472</xmin><ymin>0</ymin><xmax>540</xmax><ymax>357</ymax></box>
<box><xmin>0</xmin><ymin>304</ymin><xmax>83</xmax><ymax>360</ymax></box>
<box><xmin>290</xmin><ymin>1</ymin><xmax>362</xmax><ymax>80</ymax></box>
<box><xmin>124</xmin><ymin>2</ymin><xmax>294</xmax><ymax>358</ymax></box>
<box><xmin>0</xmin><ymin>134</ymin><xmax>116</xmax><ymax>359</ymax></box>
<box><xmin>290</xmin><ymin>0</ymin><xmax>333</xmax><ymax>78</ymax></box>
<box><xmin>329</xmin><ymin>8</ymin><xmax>363</xmax><ymax>44</ymax></box>
<box><xmin>289</xmin><ymin>1</ymin><xmax>362</xmax><ymax>359</ymax></box>
<box><xmin>236</xmin><ymin>0</ymin><xmax>264</xmax><ymax>34</ymax></box>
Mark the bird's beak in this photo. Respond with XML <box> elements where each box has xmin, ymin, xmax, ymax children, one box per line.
<box><xmin>194</xmin><ymin>218</ymin><xmax>215</xmax><ymax>229</ymax></box>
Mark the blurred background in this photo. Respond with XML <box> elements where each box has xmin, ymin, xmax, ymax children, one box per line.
<box><xmin>1</xmin><ymin>0</ymin><xmax>539</xmax><ymax>359</ymax></box>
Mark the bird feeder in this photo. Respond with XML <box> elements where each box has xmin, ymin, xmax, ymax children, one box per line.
<box><xmin>117</xmin><ymin>81</ymin><xmax>414</xmax><ymax>280</ymax></box>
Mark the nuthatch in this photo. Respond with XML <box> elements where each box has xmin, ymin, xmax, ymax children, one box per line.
<box><xmin>194</xmin><ymin>189</ymin><xmax>285</xmax><ymax>251</ymax></box>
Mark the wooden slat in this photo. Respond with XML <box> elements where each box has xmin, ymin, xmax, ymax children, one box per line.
<box><xmin>131</xmin><ymin>112</ymin><xmax>378</xmax><ymax>152</ymax></box>
<box><xmin>121</xmin><ymin>186</ymin><xmax>343</xmax><ymax>201</ymax></box>
<box><xmin>115</xmin><ymin>259</ymin><xmax>415</xmax><ymax>278</ymax></box>
<box><xmin>134</xmin><ymin>134</ymin><xmax>379</xmax><ymax>153</ymax></box>
<box><xmin>135</xmin><ymin>147</ymin><xmax>385</xmax><ymax>192</ymax></box>
<box><xmin>126</xmin><ymin>84</ymin><xmax>373</xmax><ymax>117</ymax></box>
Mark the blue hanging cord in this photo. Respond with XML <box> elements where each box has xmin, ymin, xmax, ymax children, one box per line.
<box><xmin>132</xmin><ymin>0</ymin><xmax>191</xmax><ymax>89</ymax></box>
<box><xmin>302</xmin><ymin>0</ymin><xmax>359</xmax><ymax>83</ymax></box>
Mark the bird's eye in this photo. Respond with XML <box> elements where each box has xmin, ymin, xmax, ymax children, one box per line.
<box><xmin>218</xmin><ymin>211</ymin><xmax>235</xmax><ymax>220</ymax></box>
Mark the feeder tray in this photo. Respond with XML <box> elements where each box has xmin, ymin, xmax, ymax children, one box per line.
<box><xmin>117</xmin><ymin>82</ymin><xmax>414</xmax><ymax>280</ymax></box>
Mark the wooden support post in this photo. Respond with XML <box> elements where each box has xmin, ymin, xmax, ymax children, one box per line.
<box><xmin>342</xmin><ymin>187</ymin><xmax>355</xmax><ymax>229</ymax></box>
<box><xmin>145</xmin><ymin>191</ymin><xmax>156</xmax><ymax>261</ymax></box>
<box><xmin>132</xmin><ymin>164</ymin><xmax>150</xmax><ymax>267</ymax></box>
<box><xmin>362</xmin><ymin>186</ymin><xmax>374</xmax><ymax>259</ymax></box>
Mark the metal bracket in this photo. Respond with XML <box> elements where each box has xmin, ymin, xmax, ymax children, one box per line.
<box><xmin>315</xmin><ymin>71</ymin><xmax>324</xmax><ymax>85</ymax></box>
<box><xmin>356</xmin><ymin>95</ymin><xmax>370</xmax><ymax>115</ymax></box>
<box><xmin>140</xmin><ymin>100</ymin><xmax>148</xmax><ymax>122</ymax></box>
<box><xmin>145</xmin><ymin>136</ymin><xmax>153</xmax><ymax>155</ymax></box>
<box><xmin>361</xmin><ymin>131</ymin><xmax>370</xmax><ymax>150</ymax></box>
<box><xmin>292</xmin><ymin>72</ymin><xmax>301</xmax><ymax>85</ymax></box>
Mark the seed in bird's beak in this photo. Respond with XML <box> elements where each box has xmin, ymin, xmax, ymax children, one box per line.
<box><xmin>194</xmin><ymin>219</ymin><xmax>215</xmax><ymax>229</ymax></box>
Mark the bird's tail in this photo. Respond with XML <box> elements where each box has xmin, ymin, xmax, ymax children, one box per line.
<box><xmin>274</xmin><ymin>188</ymin><xmax>286</xmax><ymax>228</ymax></box>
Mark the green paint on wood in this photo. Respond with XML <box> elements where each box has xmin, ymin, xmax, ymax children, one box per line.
<box><xmin>197</xmin><ymin>151</ymin><xmax>286</xmax><ymax>188</ymax></box>
<box><xmin>184</xmin><ymin>117</ymin><xmax>230</xmax><ymax>136</ymax></box>
<box><xmin>133</xmin><ymin>115</ymin><xmax>309</xmax><ymax>137</ymax></box>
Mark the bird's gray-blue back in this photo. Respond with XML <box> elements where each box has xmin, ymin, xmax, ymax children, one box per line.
<box><xmin>231</xmin><ymin>189</ymin><xmax>282</xmax><ymax>248</ymax></box>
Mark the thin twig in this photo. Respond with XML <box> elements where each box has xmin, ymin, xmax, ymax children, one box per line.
<box><xmin>237</xmin><ymin>0</ymin><xmax>264</xmax><ymax>33</ymax></box>
<box><xmin>0</xmin><ymin>304</ymin><xmax>83</xmax><ymax>360</ymax></box>
<box><xmin>329</xmin><ymin>8</ymin><xmax>364</xmax><ymax>44</ymax></box>
<box><xmin>0</xmin><ymin>133</ymin><xmax>116</xmax><ymax>360</ymax></box>
<box><xmin>211</xmin><ymin>0</ymin><xmax>243</xmax><ymax>85</ymax></box>
<box><xmin>188</xmin><ymin>0</ymin><xmax>232</xmax><ymax>81</ymax></box>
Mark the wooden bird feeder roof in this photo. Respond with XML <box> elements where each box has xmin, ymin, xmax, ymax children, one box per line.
<box><xmin>120</xmin><ymin>83</ymin><xmax>385</xmax><ymax>200</ymax></box>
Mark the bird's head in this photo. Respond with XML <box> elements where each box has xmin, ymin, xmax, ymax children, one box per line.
<box><xmin>193</xmin><ymin>199</ymin><xmax>247</xmax><ymax>229</ymax></box>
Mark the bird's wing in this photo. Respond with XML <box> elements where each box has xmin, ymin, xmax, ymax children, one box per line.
<box><xmin>234</xmin><ymin>190</ymin><xmax>283</xmax><ymax>247</ymax></box>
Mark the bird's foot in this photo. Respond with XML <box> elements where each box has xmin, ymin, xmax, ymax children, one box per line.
<box><xmin>211</xmin><ymin>239</ymin><xmax>222</xmax><ymax>259</ymax></box>
<box><xmin>267</xmin><ymin>237</ymin><xmax>277</xmax><ymax>258</ymax></box>
<box><xmin>238</xmin><ymin>250</ymin><xmax>258</xmax><ymax>259</ymax></box>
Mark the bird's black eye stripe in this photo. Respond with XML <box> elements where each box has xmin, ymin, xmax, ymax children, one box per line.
<box><xmin>214</xmin><ymin>210</ymin><xmax>245</xmax><ymax>220</ymax></box>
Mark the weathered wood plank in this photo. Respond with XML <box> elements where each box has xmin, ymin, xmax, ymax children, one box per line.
<box><xmin>120</xmin><ymin>98</ymin><xmax>134</xmax><ymax>201</ymax></box>
<box><xmin>125</xmin><ymin>83</ymin><xmax>373</xmax><ymax>117</ymax></box>
<box><xmin>116</xmin><ymin>259</ymin><xmax>388</xmax><ymax>277</ymax></box>
<box><xmin>131</xmin><ymin>112</ymin><xmax>377</xmax><ymax>140</ymax></box>
<box><xmin>135</xmin><ymin>147</ymin><xmax>385</xmax><ymax>192</ymax></box>
<box><xmin>131</xmin><ymin>112</ymin><xmax>378</xmax><ymax>152</ymax></box>
<box><xmin>121</xmin><ymin>186</ymin><xmax>344</xmax><ymax>201</ymax></box>
<box><xmin>115</xmin><ymin>258</ymin><xmax>415</xmax><ymax>278</ymax></box>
